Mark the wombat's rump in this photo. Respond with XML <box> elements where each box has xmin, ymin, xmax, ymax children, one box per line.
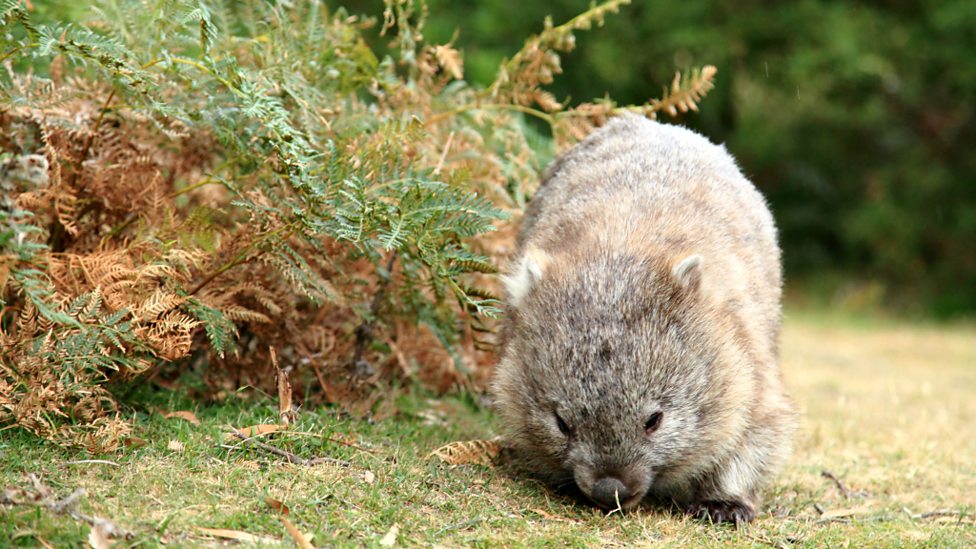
<box><xmin>492</xmin><ymin>115</ymin><xmax>795</xmax><ymax>525</ymax></box>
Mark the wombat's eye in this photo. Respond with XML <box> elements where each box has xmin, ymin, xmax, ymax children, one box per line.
<box><xmin>555</xmin><ymin>413</ymin><xmax>572</xmax><ymax>436</ymax></box>
<box><xmin>644</xmin><ymin>411</ymin><xmax>663</xmax><ymax>435</ymax></box>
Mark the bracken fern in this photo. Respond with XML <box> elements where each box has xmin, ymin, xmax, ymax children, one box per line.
<box><xmin>0</xmin><ymin>0</ymin><xmax>717</xmax><ymax>450</ymax></box>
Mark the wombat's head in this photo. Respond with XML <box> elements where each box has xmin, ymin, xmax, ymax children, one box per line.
<box><xmin>493</xmin><ymin>249</ymin><xmax>743</xmax><ymax>510</ymax></box>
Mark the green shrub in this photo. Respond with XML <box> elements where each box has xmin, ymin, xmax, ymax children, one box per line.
<box><xmin>0</xmin><ymin>0</ymin><xmax>716</xmax><ymax>450</ymax></box>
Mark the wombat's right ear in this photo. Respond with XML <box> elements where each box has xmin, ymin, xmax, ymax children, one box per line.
<box><xmin>671</xmin><ymin>254</ymin><xmax>703</xmax><ymax>292</ymax></box>
<box><xmin>502</xmin><ymin>248</ymin><xmax>549</xmax><ymax>307</ymax></box>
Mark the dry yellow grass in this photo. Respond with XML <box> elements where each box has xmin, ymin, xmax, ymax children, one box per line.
<box><xmin>779</xmin><ymin>312</ymin><xmax>976</xmax><ymax>510</ymax></box>
<box><xmin>724</xmin><ymin>311</ymin><xmax>976</xmax><ymax>546</ymax></box>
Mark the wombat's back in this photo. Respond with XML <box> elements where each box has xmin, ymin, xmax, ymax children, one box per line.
<box><xmin>495</xmin><ymin>115</ymin><xmax>795</xmax><ymax>522</ymax></box>
<box><xmin>519</xmin><ymin>114</ymin><xmax>782</xmax><ymax>369</ymax></box>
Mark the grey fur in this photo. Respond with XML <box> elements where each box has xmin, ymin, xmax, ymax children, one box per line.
<box><xmin>492</xmin><ymin>115</ymin><xmax>796</xmax><ymax>524</ymax></box>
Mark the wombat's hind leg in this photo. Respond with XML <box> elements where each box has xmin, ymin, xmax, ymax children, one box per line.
<box><xmin>686</xmin><ymin>499</ymin><xmax>756</xmax><ymax>527</ymax></box>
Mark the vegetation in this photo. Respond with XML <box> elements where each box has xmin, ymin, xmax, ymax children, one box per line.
<box><xmin>1</xmin><ymin>314</ymin><xmax>973</xmax><ymax>546</ymax></box>
<box><xmin>1</xmin><ymin>2</ymin><xmax>972</xmax><ymax>545</ymax></box>
<box><xmin>0</xmin><ymin>0</ymin><xmax>720</xmax><ymax>449</ymax></box>
<box><xmin>402</xmin><ymin>0</ymin><xmax>976</xmax><ymax>317</ymax></box>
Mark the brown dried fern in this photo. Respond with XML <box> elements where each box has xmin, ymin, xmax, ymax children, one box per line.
<box><xmin>641</xmin><ymin>65</ymin><xmax>719</xmax><ymax>118</ymax></box>
<box><xmin>549</xmin><ymin>65</ymin><xmax>719</xmax><ymax>148</ymax></box>
<box><xmin>428</xmin><ymin>438</ymin><xmax>504</xmax><ymax>466</ymax></box>
<box><xmin>492</xmin><ymin>0</ymin><xmax>632</xmax><ymax>108</ymax></box>
<box><xmin>1</xmin><ymin>0</ymin><xmax>719</xmax><ymax>453</ymax></box>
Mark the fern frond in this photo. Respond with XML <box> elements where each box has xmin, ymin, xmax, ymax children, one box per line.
<box><xmin>491</xmin><ymin>0</ymin><xmax>632</xmax><ymax>106</ymax></box>
<box><xmin>218</xmin><ymin>305</ymin><xmax>271</xmax><ymax>324</ymax></box>
<box><xmin>135</xmin><ymin>288</ymin><xmax>185</xmax><ymax>321</ymax></box>
<box><xmin>429</xmin><ymin>438</ymin><xmax>502</xmax><ymax>466</ymax></box>
<box><xmin>641</xmin><ymin>65</ymin><xmax>718</xmax><ymax>118</ymax></box>
<box><xmin>181</xmin><ymin>2</ymin><xmax>218</xmax><ymax>53</ymax></box>
<box><xmin>456</xmin><ymin>283</ymin><xmax>501</xmax><ymax>302</ymax></box>
<box><xmin>184</xmin><ymin>298</ymin><xmax>237</xmax><ymax>358</ymax></box>
<box><xmin>0</xmin><ymin>0</ymin><xmax>37</xmax><ymax>39</ymax></box>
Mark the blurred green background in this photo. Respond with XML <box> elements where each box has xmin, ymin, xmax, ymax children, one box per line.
<box><xmin>32</xmin><ymin>0</ymin><xmax>976</xmax><ymax>318</ymax></box>
<box><xmin>368</xmin><ymin>0</ymin><xmax>976</xmax><ymax>318</ymax></box>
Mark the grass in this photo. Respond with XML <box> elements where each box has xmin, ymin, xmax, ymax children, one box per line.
<box><xmin>2</xmin><ymin>311</ymin><xmax>974</xmax><ymax>547</ymax></box>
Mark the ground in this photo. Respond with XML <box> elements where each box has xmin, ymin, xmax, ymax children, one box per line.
<box><xmin>1</xmin><ymin>311</ymin><xmax>974</xmax><ymax>547</ymax></box>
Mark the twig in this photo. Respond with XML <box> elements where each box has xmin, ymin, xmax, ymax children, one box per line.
<box><xmin>604</xmin><ymin>492</ymin><xmax>624</xmax><ymax>517</ymax></box>
<box><xmin>80</xmin><ymin>88</ymin><xmax>118</xmax><ymax>162</ymax></box>
<box><xmin>815</xmin><ymin>517</ymin><xmax>851</xmax><ymax>525</ymax></box>
<box><xmin>902</xmin><ymin>507</ymin><xmax>971</xmax><ymax>521</ymax></box>
<box><xmin>15</xmin><ymin>477</ymin><xmax>134</xmax><ymax>540</ymax></box>
<box><xmin>49</xmin><ymin>488</ymin><xmax>86</xmax><ymax>514</ymax></box>
<box><xmin>432</xmin><ymin>131</ymin><xmax>455</xmax><ymax>175</ymax></box>
<box><xmin>919</xmin><ymin>510</ymin><xmax>964</xmax><ymax>519</ymax></box>
<box><xmin>188</xmin><ymin>221</ymin><xmax>299</xmax><ymax>296</ymax></box>
<box><xmin>310</xmin><ymin>360</ymin><xmax>332</xmax><ymax>399</ymax></box>
<box><xmin>228</xmin><ymin>430</ymin><xmax>350</xmax><ymax>468</ymax></box>
<box><xmin>349</xmin><ymin>252</ymin><xmax>398</xmax><ymax>374</ymax></box>
<box><xmin>425</xmin><ymin>102</ymin><xmax>554</xmax><ymax>129</ymax></box>
<box><xmin>743</xmin><ymin>532</ymin><xmax>787</xmax><ymax>549</ymax></box>
<box><xmin>265</xmin><ymin>430</ymin><xmax>377</xmax><ymax>454</ymax></box>
<box><xmin>307</xmin><ymin>456</ymin><xmax>355</xmax><ymax>467</ymax></box>
<box><xmin>821</xmin><ymin>470</ymin><xmax>853</xmax><ymax>499</ymax></box>
<box><xmin>229</xmin><ymin>430</ymin><xmax>306</xmax><ymax>464</ymax></box>
<box><xmin>0</xmin><ymin>44</ymin><xmax>30</xmax><ymax>65</ymax></box>
<box><xmin>28</xmin><ymin>473</ymin><xmax>51</xmax><ymax>498</ymax></box>
<box><xmin>167</xmin><ymin>158</ymin><xmax>234</xmax><ymax>199</ymax></box>
<box><xmin>64</xmin><ymin>460</ymin><xmax>120</xmax><ymax>467</ymax></box>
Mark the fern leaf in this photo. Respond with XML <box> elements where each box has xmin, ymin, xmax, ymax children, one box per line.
<box><xmin>0</xmin><ymin>0</ymin><xmax>37</xmax><ymax>39</ymax></box>
<box><xmin>644</xmin><ymin>65</ymin><xmax>718</xmax><ymax>118</ymax></box>
<box><xmin>182</xmin><ymin>2</ymin><xmax>218</xmax><ymax>53</ymax></box>
<box><xmin>184</xmin><ymin>298</ymin><xmax>237</xmax><ymax>358</ymax></box>
<box><xmin>136</xmin><ymin>288</ymin><xmax>186</xmax><ymax>321</ymax></box>
<box><xmin>429</xmin><ymin>438</ymin><xmax>503</xmax><ymax>466</ymax></box>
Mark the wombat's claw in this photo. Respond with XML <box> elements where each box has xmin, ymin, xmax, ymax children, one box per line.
<box><xmin>686</xmin><ymin>500</ymin><xmax>755</xmax><ymax>527</ymax></box>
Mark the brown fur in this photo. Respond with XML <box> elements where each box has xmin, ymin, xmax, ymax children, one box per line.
<box><xmin>492</xmin><ymin>114</ymin><xmax>796</xmax><ymax>524</ymax></box>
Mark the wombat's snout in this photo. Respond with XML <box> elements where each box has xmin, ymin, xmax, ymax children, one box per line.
<box><xmin>590</xmin><ymin>476</ymin><xmax>631</xmax><ymax>509</ymax></box>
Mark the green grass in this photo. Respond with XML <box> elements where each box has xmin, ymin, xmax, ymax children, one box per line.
<box><xmin>2</xmin><ymin>313</ymin><xmax>975</xmax><ymax>547</ymax></box>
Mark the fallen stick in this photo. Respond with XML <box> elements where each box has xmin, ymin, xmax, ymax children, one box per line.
<box><xmin>228</xmin><ymin>430</ymin><xmax>350</xmax><ymax>468</ymax></box>
<box><xmin>821</xmin><ymin>470</ymin><xmax>853</xmax><ymax>499</ymax></box>
<box><xmin>64</xmin><ymin>460</ymin><xmax>120</xmax><ymax>467</ymax></box>
<box><xmin>15</xmin><ymin>476</ymin><xmax>133</xmax><ymax>541</ymax></box>
<box><xmin>902</xmin><ymin>507</ymin><xmax>971</xmax><ymax>521</ymax></box>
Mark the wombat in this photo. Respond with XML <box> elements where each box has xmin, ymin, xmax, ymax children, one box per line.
<box><xmin>492</xmin><ymin>114</ymin><xmax>796</xmax><ymax>525</ymax></box>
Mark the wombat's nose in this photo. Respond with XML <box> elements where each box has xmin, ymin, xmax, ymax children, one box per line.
<box><xmin>591</xmin><ymin>476</ymin><xmax>630</xmax><ymax>508</ymax></box>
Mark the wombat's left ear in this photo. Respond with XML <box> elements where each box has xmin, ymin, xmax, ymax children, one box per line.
<box><xmin>502</xmin><ymin>248</ymin><xmax>549</xmax><ymax>307</ymax></box>
<box><xmin>672</xmin><ymin>254</ymin><xmax>703</xmax><ymax>291</ymax></box>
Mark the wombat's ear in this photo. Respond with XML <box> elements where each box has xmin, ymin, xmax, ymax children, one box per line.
<box><xmin>502</xmin><ymin>248</ymin><xmax>549</xmax><ymax>307</ymax></box>
<box><xmin>672</xmin><ymin>254</ymin><xmax>703</xmax><ymax>291</ymax></box>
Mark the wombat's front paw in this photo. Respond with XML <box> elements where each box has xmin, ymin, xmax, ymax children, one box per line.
<box><xmin>686</xmin><ymin>500</ymin><xmax>756</xmax><ymax>527</ymax></box>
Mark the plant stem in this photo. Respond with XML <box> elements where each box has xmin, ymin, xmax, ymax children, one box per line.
<box><xmin>188</xmin><ymin>222</ymin><xmax>299</xmax><ymax>296</ymax></box>
<box><xmin>168</xmin><ymin>159</ymin><xmax>235</xmax><ymax>199</ymax></box>
<box><xmin>349</xmin><ymin>252</ymin><xmax>398</xmax><ymax>372</ymax></box>
<box><xmin>426</xmin><ymin>102</ymin><xmax>554</xmax><ymax>128</ymax></box>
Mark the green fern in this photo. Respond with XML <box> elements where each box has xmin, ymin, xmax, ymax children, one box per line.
<box><xmin>1</xmin><ymin>0</ymin><xmax>509</xmax><ymax>376</ymax></box>
<box><xmin>183</xmin><ymin>298</ymin><xmax>237</xmax><ymax>358</ymax></box>
<box><xmin>1</xmin><ymin>0</ymin><xmax>677</xmax><ymax>450</ymax></box>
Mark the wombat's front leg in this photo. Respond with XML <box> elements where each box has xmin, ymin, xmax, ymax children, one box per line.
<box><xmin>686</xmin><ymin>450</ymin><xmax>765</xmax><ymax>526</ymax></box>
<box><xmin>686</xmin><ymin>498</ymin><xmax>756</xmax><ymax>527</ymax></box>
